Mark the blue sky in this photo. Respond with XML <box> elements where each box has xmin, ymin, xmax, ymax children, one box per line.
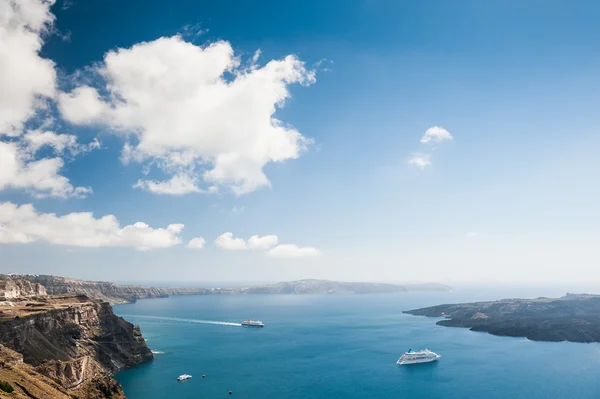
<box><xmin>1</xmin><ymin>0</ymin><xmax>599</xmax><ymax>283</ymax></box>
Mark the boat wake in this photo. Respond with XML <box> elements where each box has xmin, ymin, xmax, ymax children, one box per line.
<box><xmin>120</xmin><ymin>314</ymin><xmax>242</xmax><ymax>327</ymax></box>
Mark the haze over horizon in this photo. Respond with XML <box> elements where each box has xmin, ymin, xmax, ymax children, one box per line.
<box><xmin>1</xmin><ymin>0</ymin><xmax>599</xmax><ymax>284</ymax></box>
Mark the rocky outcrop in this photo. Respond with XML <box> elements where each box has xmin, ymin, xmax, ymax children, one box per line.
<box><xmin>0</xmin><ymin>279</ymin><xmax>46</xmax><ymax>299</ymax></box>
<box><xmin>0</xmin><ymin>294</ymin><xmax>153</xmax><ymax>398</ymax></box>
<box><xmin>405</xmin><ymin>294</ymin><xmax>600</xmax><ymax>343</ymax></box>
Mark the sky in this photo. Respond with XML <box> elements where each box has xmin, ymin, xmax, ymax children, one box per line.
<box><xmin>1</xmin><ymin>0</ymin><xmax>600</xmax><ymax>284</ymax></box>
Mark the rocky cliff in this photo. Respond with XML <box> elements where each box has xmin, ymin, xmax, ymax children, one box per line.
<box><xmin>0</xmin><ymin>286</ymin><xmax>152</xmax><ymax>398</ymax></box>
<box><xmin>0</xmin><ymin>279</ymin><xmax>46</xmax><ymax>299</ymax></box>
<box><xmin>0</xmin><ymin>275</ymin><xmax>170</xmax><ymax>304</ymax></box>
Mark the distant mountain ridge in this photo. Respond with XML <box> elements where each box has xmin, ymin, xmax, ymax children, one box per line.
<box><xmin>0</xmin><ymin>275</ymin><xmax>451</xmax><ymax>304</ymax></box>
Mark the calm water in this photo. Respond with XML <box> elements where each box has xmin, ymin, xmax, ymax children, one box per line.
<box><xmin>115</xmin><ymin>292</ymin><xmax>600</xmax><ymax>399</ymax></box>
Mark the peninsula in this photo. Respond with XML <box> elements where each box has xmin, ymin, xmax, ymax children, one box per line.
<box><xmin>0</xmin><ymin>275</ymin><xmax>452</xmax><ymax>304</ymax></box>
<box><xmin>405</xmin><ymin>293</ymin><xmax>600</xmax><ymax>343</ymax></box>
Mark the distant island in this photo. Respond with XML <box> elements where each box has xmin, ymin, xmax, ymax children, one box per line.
<box><xmin>405</xmin><ymin>293</ymin><xmax>600</xmax><ymax>343</ymax></box>
<box><xmin>0</xmin><ymin>275</ymin><xmax>451</xmax><ymax>304</ymax></box>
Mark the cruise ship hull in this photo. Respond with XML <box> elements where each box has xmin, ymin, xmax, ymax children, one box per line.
<box><xmin>397</xmin><ymin>355</ymin><xmax>440</xmax><ymax>365</ymax></box>
<box><xmin>241</xmin><ymin>320</ymin><xmax>264</xmax><ymax>327</ymax></box>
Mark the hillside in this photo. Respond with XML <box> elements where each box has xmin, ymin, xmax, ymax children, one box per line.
<box><xmin>405</xmin><ymin>293</ymin><xmax>600</xmax><ymax>343</ymax></box>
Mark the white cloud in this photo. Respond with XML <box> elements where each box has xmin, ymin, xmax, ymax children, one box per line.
<box><xmin>267</xmin><ymin>244</ymin><xmax>321</xmax><ymax>258</ymax></box>
<box><xmin>23</xmin><ymin>130</ymin><xmax>77</xmax><ymax>153</ymax></box>
<box><xmin>247</xmin><ymin>234</ymin><xmax>278</xmax><ymax>250</ymax></box>
<box><xmin>0</xmin><ymin>141</ymin><xmax>92</xmax><ymax>198</ymax></box>
<box><xmin>56</xmin><ymin>85</ymin><xmax>109</xmax><ymax>125</ymax></box>
<box><xmin>215</xmin><ymin>232</ymin><xmax>247</xmax><ymax>250</ymax></box>
<box><xmin>0</xmin><ymin>0</ymin><xmax>57</xmax><ymax>136</ymax></box>
<box><xmin>0</xmin><ymin>2</ymin><xmax>98</xmax><ymax>198</ymax></box>
<box><xmin>23</xmin><ymin>129</ymin><xmax>100</xmax><ymax>155</ymax></box>
<box><xmin>186</xmin><ymin>236</ymin><xmax>206</xmax><ymax>249</ymax></box>
<box><xmin>0</xmin><ymin>202</ymin><xmax>184</xmax><ymax>251</ymax></box>
<box><xmin>215</xmin><ymin>233</ymin><xmax>279</xmax><ymax>251</ymax></box>
<box><xmin>58</xmin><ymin>36</ymin><xmax>316</xmax><ymax>195</ymax></box>
<box><xmin>134</xmin><ymin>173</ymin><xmax>202</xmax><ymax>195</ymax></box>
<box><xmin>407</xmin><ymin>154</ymin><xmax>432</xmax><ymax>170</ymax></box>
<box><xmin>420</xmin><ymin>126</ymin><xmax>453</xmax><ymax>144</ymax></box>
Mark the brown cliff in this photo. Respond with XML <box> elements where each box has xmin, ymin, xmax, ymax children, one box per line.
<box><xmin>0</xmin><ymin>287</ymin><xmax>152</xmax><ymax>398</ymax></box>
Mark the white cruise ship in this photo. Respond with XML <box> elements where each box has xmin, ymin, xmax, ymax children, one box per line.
<box><xmin>396</xmin><ymin>349</ymin><xmax>440</xmax><ymax>365</ymax></box>
<box><xmin>241</xmin><ymin>319</ymin><xmax>264</xmax><ymax>327</ymax></box>
<box><xmin>177</xmin><ymin>374</ymin><xmax>192</xmax><ymax>381</ymax></box>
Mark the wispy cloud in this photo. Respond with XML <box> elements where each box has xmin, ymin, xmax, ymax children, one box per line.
<box><xmin>180</xmin><ymin>22</ymin><xmax>209</xmax><ymax>39</ymax></box>
<box><xmin>406</xmin><ymin>126</ymin><xmax>454</xmax><ymax>169</ymax></box>
<box><xmin>407</xmin><ymin>153</ymin><xmax>432</xmax><ymax>170</ymax></box>
<box><xmin>232</xmin><ymin>206</ymin><xmax>245</xmax><ymax>214</ymax></box>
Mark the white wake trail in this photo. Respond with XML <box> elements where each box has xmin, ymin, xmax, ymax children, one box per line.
<box><xmin>120</xmin><ymin>314</ymin><xmax>242</xmax><ymax>327</ymax></box>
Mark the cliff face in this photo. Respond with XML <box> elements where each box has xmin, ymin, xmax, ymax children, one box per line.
<box><xmin>0</xmin><ymin>279</ymin><xmax>46</xmax><ymax>299</ymax></box>
<box><xmin>1</xmin><ymin>275</ymin><xmax>169</xmax><ymax>304</ymax></box>
<box><xmin>0</xmin><ymin>291</ymin><xmax>153</xmax><ymax>398</ymax></box>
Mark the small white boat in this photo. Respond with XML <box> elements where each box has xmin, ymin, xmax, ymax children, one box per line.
<box><xmin>177</xmin><ymin>374</ymin><xmax>192</xmax><ymax>381</ymax></box>
<box><xmin>241</xmin><ymin>319</ymin><xmax>264</xmax><ymax>327</ymax></box>
<box><xmin>397</xmin><ymin>349</ymin><xmax>440</xmax><ymax>365</ymax></box>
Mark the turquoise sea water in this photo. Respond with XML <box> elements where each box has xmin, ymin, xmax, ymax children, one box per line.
<box><xmin>115</xmin><ymin>293</ymin><xmax>600</xmax><ymax>399</ymax></box>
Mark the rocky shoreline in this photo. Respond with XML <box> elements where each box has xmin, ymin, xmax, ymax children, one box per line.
<box><xmin>0</xmin><ymin>283</ymin><xmax>152</xmax><ymax>398</ymax></box>
<box><xmin>405</xmin><ymin>293</ymin><xmax>600</xmax><ymax>343</ymax></box>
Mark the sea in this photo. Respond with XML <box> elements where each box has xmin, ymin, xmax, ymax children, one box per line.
<box><xmin>114</xmin><ymin>287</ymin><xmax>600</xmax><ymax>399</ymax></box>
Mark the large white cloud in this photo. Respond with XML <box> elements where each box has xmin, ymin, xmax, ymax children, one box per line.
<box><xmin>58</xmin><ymin>36</ymin><xmax>316</xmax><ymax>195</ymax></box>
<box><xmin>267</xmin><ymin>244</ymin><xmax>321</xmax><ymax>258</ymax></box>
<box><xmin>0</xmin><ymin>202</ymin><xmax>183</xmax><ymax>251</ymax></box>
<box><xmin>0</xmin><ymin>0</ymin><xmax>57</xmax><ymax>136</ymax></box>
<box><xmin>0</xmin><ymin>1</ymin><xmax>97</xmax><ymax>198</ymax></box>
<box><xmin>0</xmin><ymin>141</ymin><xmax>92</xmax><ymax>198</ymax></box>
